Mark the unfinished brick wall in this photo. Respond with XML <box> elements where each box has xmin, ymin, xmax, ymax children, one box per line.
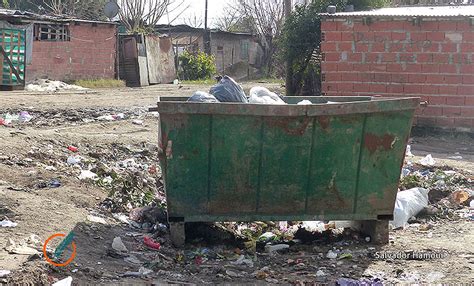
<box><xmin>321</xmin><ymin>17</ymin><xmax>474</xmax><ymax>132</ymax></box>
<box><xmin>27</xmin><ymin>23</ymin><xmax>116</xmax><ymax>82</ymax></box>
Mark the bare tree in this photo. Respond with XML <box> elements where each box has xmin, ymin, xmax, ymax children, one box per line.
<box><xmin>118</xmin><ymin>0</ymin><xmax>189</xmax><ymax>33</ymax></box>
<box><xmin>234</xmin><ymin>0</ymin><xmax>285</xmax><ymax>76</ymax></box>
<box><xmin>214</xmin><ymin>6</ymin><xmax>244</xmax><ymax>32</ymax></box>
<box><xmin>184</xmin><ymin>13</ymin><xmax>203</xmax><ymax>28</ymax></box>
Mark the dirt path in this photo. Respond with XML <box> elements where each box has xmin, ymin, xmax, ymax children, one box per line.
<box><xmin>1</xmin><ymin>84</ymin><xmax>473</xmax><ymax>284</ymax></box>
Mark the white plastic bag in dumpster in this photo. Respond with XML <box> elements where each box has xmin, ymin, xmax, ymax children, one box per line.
<box><xmin>209</xmin><ymin>75</ymin><xmax>248</xmax><ymax>103</ymax></box>
<box><xmin>297</xmin><ymin>100</ymin><xmax>312</xmax><ymax>105</ymax></box>
<box><xmin>248</xmin><ymin>86</ymin><xmax>286</xmax><ymax>105</ymax></box>
<box><xmin>390</xmin><ymin>188</ymin><xmax>429</xmax><ymax>229</ymax></box>
<box><xmin>187</xmin><ymin>91</ymin><xmax>219</xmax><ymax>103</ymax></box>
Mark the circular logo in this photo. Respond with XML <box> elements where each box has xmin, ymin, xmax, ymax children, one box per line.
<box><xmin>43</xmin><ymin>233</ymin><xmax>77</xmax><ymax>267</ymax></box>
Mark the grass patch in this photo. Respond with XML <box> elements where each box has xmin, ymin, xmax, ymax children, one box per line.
<box><xmin>74</xmin><ymin>79</ymin><xmax>126</xmax><ymax>89</ymax></box>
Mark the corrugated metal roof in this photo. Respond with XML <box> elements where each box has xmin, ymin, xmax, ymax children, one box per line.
<box><xmin>323</xmin><ymin>5</ymin><xmax>474</xmax><ymax>18</ymax></box>
<box><xmin>154</xmin><ymin>24</ymin><xmax>254</xmax><ymax>37</ymax></box>
<box><xmin>0</xmin><ymin>8</ymin><xmax>117</xmax><ymax>25</ymax></box>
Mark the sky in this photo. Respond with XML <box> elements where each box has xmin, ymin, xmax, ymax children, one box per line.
<box><xmin>158</xmin><ymin>0</ymin><xmax>232</xmax><ymax>27</ymax></box>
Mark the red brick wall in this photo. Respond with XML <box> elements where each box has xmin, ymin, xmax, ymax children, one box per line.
<box><xmin>27</xmin><ymin>23</ymin><xmax>116</xmax><ymax>82</ymax></box>
<box><xmin>321</xmin><ymin>18</ymin><xmax>474</xmax><ymax>132</ymax></box>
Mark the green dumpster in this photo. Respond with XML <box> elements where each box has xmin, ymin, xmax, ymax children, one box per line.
<box><xmin>153</xmin><ymin>96</ymin><xmax>419</xmax><ymax>246</ymax></box>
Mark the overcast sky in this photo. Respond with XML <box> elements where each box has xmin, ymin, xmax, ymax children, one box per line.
<box><xmin>158</xmin><ymin>0</ymin><xmax>231</xmax><ymax>27</ymax></box>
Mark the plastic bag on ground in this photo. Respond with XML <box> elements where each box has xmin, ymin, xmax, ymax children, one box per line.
<box><xmin>248</xmin><ymin>86</ymin><xmax>286</xmax><ymax>105</ymax></box>
<box><xmin>209</xmin><ymin>75</ymin><xmax>247</xmax><ymax>103</ymax></box>
<box><xmin>187</xmin><ymin>91</ymin><xmax>219</xmax><ymax>103</ymax></box>
<box><xmin>390</xmin><ymin>187</ymin><xmax>429</xmax><ymax>229</ymax></box>
<box><xmin>419</xmin><ymin>154</ymin><xmax>435</xmax><ymax>166</ymax></box>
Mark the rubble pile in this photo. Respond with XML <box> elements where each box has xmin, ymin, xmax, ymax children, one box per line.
<box><xmin>25</xmin><ymin>79</ymin><xmax>88</xmax><ymax>92</ymax></box>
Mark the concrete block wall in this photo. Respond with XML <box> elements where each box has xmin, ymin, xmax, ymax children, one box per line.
<box><xmin>320</xmin><ymin>18</ymin><xmax>474</xmax><ymax>132</ymax></box>
<box><xmin>27</xmin><ymin>23</ymin><xmax>116</xmax><ymax>82</ymax></box>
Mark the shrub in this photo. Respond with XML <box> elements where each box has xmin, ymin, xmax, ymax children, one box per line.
<box><xmin>178</xmin><ymin>51</ymin><xmax>217</xmax><ymax>81</ymax></box>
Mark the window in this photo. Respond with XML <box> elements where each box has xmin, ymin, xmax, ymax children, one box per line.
<box><xmin>240</xmin><ymin>40</ymin><xmax>249</xmax><ymax>60</ymax></box>
<box><xmin>34</xmin><ymin>24</ymin><xmax>70</xmax><ymax>41</ymax></box>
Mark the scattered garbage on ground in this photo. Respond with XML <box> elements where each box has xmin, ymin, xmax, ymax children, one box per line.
<box><xmin>0</xmin><ymin>219</ymin><xmax>17</xmax><ymax>228</ymax></box>
<box><xmin>1</xmin><ymin>80</ymin><xmax>473</xmax><ymax>284</ymax></box>
<box><xmin>25</xmin><ymin>79</ymin><xmax>88</xmax><ymax>92</ymax></box>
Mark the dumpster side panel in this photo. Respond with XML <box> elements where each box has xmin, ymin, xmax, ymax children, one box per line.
<box><xmin>306</xmin><ymin>114</ymin><xmax>364</xmax><ymax>215</ymax></box>
<box><xmin>355</xmin><ymin>110</ymin><xmax>415</xmax><ymax>217</ymax></box>
<box><xmin>258</xmin><ymin>117</ymin><xmax>312</xmax><ymax>214</ymax></box>
<box><xmin>161</xmin><ymin>114</ymin><xmax>210</xmax><ymax>218</ymax></box>
<box><xmin>209</xmin><ymin>115</ymin><xmax>261</xmax><ymax>214</ymax></box>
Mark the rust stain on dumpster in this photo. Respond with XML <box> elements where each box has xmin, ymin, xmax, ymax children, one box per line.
<box><xmin>267</xmin><ymin>118</ymin><xmax>312</xmax><ymax>136</ymax></box>
<box><xmin>317</xmin><ymin>116</ymin><xmax>330</xmax><ymax>130</ymax></box>
<box><xmin>364</xmin><ymin>133</ymin><xmax>395</xmax><ymax>154</ymax></box>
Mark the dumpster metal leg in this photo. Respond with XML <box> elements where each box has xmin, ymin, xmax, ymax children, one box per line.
<box><xmin>169</xmin><ymin>221</ymin><xmax>185</xmax><ymax>247</ymax></box>
<box><xmin>351</xmin><ymin>220</ymin><xmax>389</xmax><ymax>244</ymax></box>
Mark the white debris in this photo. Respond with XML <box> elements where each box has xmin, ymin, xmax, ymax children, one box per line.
<box><xmin>0</xmin><ymin>270</ymin><xmax>11</xmax><ymax>278</ymax></box>
<box><xmin>67</xmin><ymin>156</ymin><xmax>81</xmax><ymax>165</ymax></box>
<box><xmin>52</xmin><ymin>276</ymin><xmax>73</xmax><ymax>286</ymax></box>
<box><xmin>132</xmin><ymin>119</ymin><xmax>144</xmax><ymax>125</ymax></box>
<box><xmin>316</xmin><ymin>269</ymin><xmax>326</xmax><ymax>277</ymax></box>
<box><xmin>419</xmin><ymin>154</ymin><xmax>435</xmax><ymax>166</ymax></box>
<box><xmin>265</xmin><ymin>244</ymin><xmax>289</xmax><ymax>254</ymax></box>
<box><xmin>18</xmin><ymin>111</ymin><xmax>33</xmax><ymax>122</ymax></box>
<box><xmin>123</xmin><ymin>267</ymin><xmax>153</xmax><ymax>277</ymax></box>
<box><xmin>297</xmin><ymin>100</ymin><xmax>312</xmax><ymax>105</ymax></box>
<box><xmin>326</xmin><ymin>250</ymin><xmax>338</xmax><ymax>259</ymax></box>
<box><xmin>448</xmin><ymin>156</ymin><xmax>463</xmax><ymax>160</ymax></box>
<box><xmin>27</xmin><ymin>234</ymin><xmax>42</xmax><ymax>246</ymax></box>
<box><xmin>0</xmin><ymin>219</ymin><xmax>17</xmax><ymax>228</ymax></box>
<box><xmin>301</xmin><ymin>221</ymin><xmax>326</xmax><ymax>232</ymax></box>
<box><xmin>113</xmin><ymin>213</ymin><xmax>130</xmax><ymax>224</ymax></box>
<box><xmin>426</xmin><ymin>272</ymin><xmax>445</xmax><ymax>282</ymax></box>
<box><xmin>78</xmin><ymin>170</ymin><xmax>98</xmax><ymax>180</ymax></box>
<box><xmin>124</xmin><ymin>255</ymin><xmax>142</xmax><ymax>265</ymax></box>
<box><xmin>231</xmin><ymin>255</ymin><xmax>254</xmax><ymax>267</ymax></box>
<box><xmin>112</xmin><ymin>237</ymin><xmax>128</xmax><ymax>253</ymax></box>
<box><xmin>405</xmin><ymin>145</ymin><xmax>413</xmax><ymax>157</ymax></box>
<box><xmin>259</xmin><ymin>232</ymin><xmax>276</xmax><ymax>241</ymax></box>
<box><xmin>248</xmin><ymin>87</ymin><xmax>286</xmax><ymax>105</ymax></box>
<box><xmin>226</xmin><ymin>270</ymin><xmax>240</xmax><ymax>277</ymax></box>
<box><xmin>25</xmin><ymin>79</ymin><xmax>87</xmax><ymax>92</ymax></box>
<box><xmin>7</xmin><ymin>243</ymin><xmax>38</xmax><ymax>255</ymax></box>
<box><xmin>87</xmin><ymin>215</ymin><xmax>107</xmax><ymax>225</ymax></box>
<box><xmin>97</xmin><ymin>115</ymin><xmax>116</xmax><ymax>121</ymax></box>
<box><xmin>45</xmin><ymin>165</ymin><xmax>57</xmax><ymax>171</ymax></box>
<box><xmin>390</xmin><ymin>188</ymin><xmax>429</xmax><ymax>229</ymax></box>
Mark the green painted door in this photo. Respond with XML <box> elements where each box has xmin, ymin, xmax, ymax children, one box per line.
<box><xmin>0</xmin><ymin>28</ymin><xmax>26</xmax><ymax>86</ymax></box>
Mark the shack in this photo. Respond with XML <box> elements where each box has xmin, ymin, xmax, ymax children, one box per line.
<box><xmin>155</xmin><ymin>24</ymin><xmax>263</xmax><ymax>80</ymax></box>
<box><xmin>0</xmin><ymin>8</ymin><xmax>117</xmax><ymax>86</ymax></box>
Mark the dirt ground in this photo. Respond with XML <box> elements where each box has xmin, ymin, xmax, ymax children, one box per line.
<box><xmin>1</xmin><ymin>83</ymin><xmax>473</xmax><ymax>285</ymax></box>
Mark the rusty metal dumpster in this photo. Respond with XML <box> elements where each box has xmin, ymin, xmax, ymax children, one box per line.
<box><xmin>154</xmin><ymin>96</ymin><xmax>420</xmax><ymax>246</ymax></box>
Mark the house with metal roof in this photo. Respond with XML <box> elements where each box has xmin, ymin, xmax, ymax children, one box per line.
<box><xmin>320</xmin><ymin>5</ymin><xmax>474</xmax><ymax>132</ymax></box>
<box><xmin>154</xmin><ymin>24</ymin><xmax>264</xmax><ymax>80</ymax></box>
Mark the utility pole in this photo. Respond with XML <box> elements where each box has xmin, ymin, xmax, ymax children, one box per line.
<box><xmin>284</xmin><ymin>0</ymin><xmax>292</xmax><ymax>18</ymax></box>
<box><xmin>284</xmin><ymin>0</ymin><xmax>293</xmax><ymax>95</ymax></box>
<box><xmin>204</xmin><ymin>0</ymin><xmax>211</xmax><ymax>55</ymax></box>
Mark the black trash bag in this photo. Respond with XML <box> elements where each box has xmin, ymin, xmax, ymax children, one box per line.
<box><xmin>187</xmin><ymin>91</ymin><xmax>219</xmax><ymax>103</ymax></box>
<box><xmin>209</xmin><ymin>75</ymin><xmax>248</xmax><ymax>103</ymax></box>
